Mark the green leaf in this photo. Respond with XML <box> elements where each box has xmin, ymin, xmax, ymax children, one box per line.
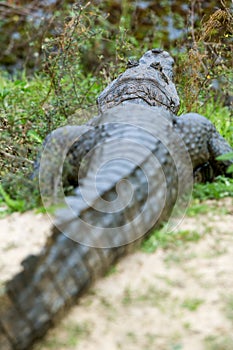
<box><xmin>0</xmin><ymin>183</ymin><xmax>25</xmax><ymax>212</ymax></box>
<box><xmin>217</xmin><ymin>152</ymin><xmax>233</xmax><ymax>161</ymax></box>
<box><xmin>227</xmin><ymin>164</ymin><xmax>233</xmax><ymax>174</ymax></box>
<box><xmin>27</xmin><ymin>130</ymin><xmax>43</xmax><ymax>143</ymax></box>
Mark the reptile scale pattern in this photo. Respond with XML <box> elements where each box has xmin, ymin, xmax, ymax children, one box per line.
<box><xmin>0</xmin><ymin>49</ymin><xmax>232</xmax><ymax>349</ymax></box>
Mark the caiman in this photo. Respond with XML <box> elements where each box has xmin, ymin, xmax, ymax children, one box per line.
<box><xmin>0</xmin><ymin>49</ymin><xmax>232</xmax><ymax>349</ymax></box>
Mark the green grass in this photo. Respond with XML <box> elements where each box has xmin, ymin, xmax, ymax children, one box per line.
<box><xmin>0</xmin><ymin>72</ymin><xmax>53</xmax><ymax>143</ymax></box>
<box><xmin>217</xmin><ymin>152</ymin><xmax>233</xmax><ymax>174</ymax></box>
<box><xmin>143</xmin><ymin>175</ymin><xmax>233</xmax><ymax>254</ymax></box>
<box><xmin>142</xmin><ymin>229</ymin><xmax>201</xmax><ymax>253</ymax></box>
<box><xmin>0</xmin><ymin>72</ymin><xmax>53</xmax><ymax>213</ymax></box>
<box><xmin>222</xmin><ymin>294</ymin><xmax>233</xmax><ymax>324</ymax></box>
<box><xmin>0</xmin><ymin>67</ymin><xmax>102</xmax><ymax>213</ymax></box>
<box><xmin>186</xmin><ymin>201</ymin><xmax>210</xmax><ymax>216</ymax></box>
<box><xmin>36</xmin><ymin>321</ymin><xmax>90</xmax><ymax>349</ymax></box>
<box><xmin>181</xmin><ymin>298</ymin><xmax>204</xmax><ymax>311</ymax></box>
<box><xmin>122</xmin><ymin>285</ymin><xmax>170</xmax><ymax>307</ymax></box>
<box><xmin>186</xmin><ymin>199</ymin><xmax>231</xmax><ymax>217</ymax></box>
<box><xmin>197</xmin><ymin>101</ymin><xmax>233</xmax><ymax>146</ymax></box>
<box><xmin>0</xmin><ymin>182</ymin><xmax>26</xmax><ymax>212</ymax></box>
<box><xmin>105</xmin><ymin>265</ymin><xmax>118</xmax><ymax>276</ymax></box>
<box><xmin>170</xmin><ymin>344</ymin><xmax>183</xmax><ymax>350</ymax></box>
<box><xmin>204</xmin><ymin>335</ymin><xmax>233</xmax><ymax>350</ymax></box>
<box><xmin>192</xmin><ymin>176</ymin><xmax>233</xmax><ymax>201</ymax></box>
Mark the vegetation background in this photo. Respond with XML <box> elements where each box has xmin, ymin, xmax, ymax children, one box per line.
<box><xmin>0</xmin><ymin>0</ymin><xmax>232</xmax><ymax>213</ymax></box>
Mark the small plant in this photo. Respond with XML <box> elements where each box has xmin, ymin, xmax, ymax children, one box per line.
<box><xmin>41</xmin><ymin>2</ymin><xmax>140</xmax><ymax>120</ymax></box>
<box><xmin>0</xmin><ymin>182</ymin><xmax>26</xmax><ymax>212</ymax></box>
<box><xmin>181</xmin><ymin>298</ymin><xmax>203</xmax><ymax>311</ymax></box>
<box><xmin>176</xmin><ymin>5</ymin><xmax>233</xmax><ymax>112</ymax></box>
<box><xmin>222</xmin><ymin>294</ymin><xmax>233</xmax><ymax>323</ymax></box>
<box><xmin>142</xmin><ymin>229</ymin><xmax>201</xmax><ymax>253</ymax></box>
<box><xmin>122</xmin><ymin>285</ymin><xmax>169</xmax><ymax>307</ymax></box>
<box><xmin>186</xmin><ymin>199</ymin><xmax>230</xmax><ymax>217</ymax></box>
<box><xmin>192</xmin><ymin>176</ymin><xmax>233</xmax><ymax>201</ymax></box>
<box><xmin>36</xmin><ymin>321</ymin><xmax>90</xmax><ymax>349</ymax></box>
<box><xmin>105</xmin><ymin>265</ymin><xmax>117</xmax><ymax>276</ymax></box>
<box><xmin>186</xmin><ymin>201</ymin><xmax>210</xmax><ymax>216</ymax></box>
<box><xmin>217</xmin><ymin>152</ymin><xmax>233</xmax><ymax>174</ymax></box>
<box><xmin>204</xmin><ymin>335</ymin><xmax>233</xmax><ymax>350</ymax></box>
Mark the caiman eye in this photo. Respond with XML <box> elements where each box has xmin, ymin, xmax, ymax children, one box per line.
<box><xmin>170</xmin><ymin>101</ymin><xmax>175</xmax><ymax>107</ymax></box>
<box><xmin>127</xmin><ymin>59</ymin><xmax>139</xmax><ymax>68</ymax></box>
<box><xmin>150</xmin><ymin>62</ymin><xmax>162</xmax><ymax>71</ymax></box>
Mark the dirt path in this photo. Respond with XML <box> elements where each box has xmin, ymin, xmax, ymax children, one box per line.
<box><xmin>1</xmin><ymin>198</ymin><xmax>233</xmax><ymax>350</ymax></box>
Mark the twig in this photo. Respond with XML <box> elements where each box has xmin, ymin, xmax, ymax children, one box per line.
<box><xmin>190</xmin><ymin>0</ymin><xmax>198</xmax><ymax>49</ymax></box>
<box><xmin>0</xmin><ymin>3</ymin><xmax>30</xmax><ymax>16</ymax></box>
<box><xmin>0</xmin><ymin>150</ymin><xmax>33</xmax><ymax>164</ymax></box>
<box><xmin>220</xmin><ymin>0</ymin><xmax>233</xmax><ymax>22</ymax></box>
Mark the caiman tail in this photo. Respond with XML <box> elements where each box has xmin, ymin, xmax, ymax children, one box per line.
<box><xmin>0</xmin><ymin>105</ymin><xmax>193</xmax><ymax>349</ymax></box>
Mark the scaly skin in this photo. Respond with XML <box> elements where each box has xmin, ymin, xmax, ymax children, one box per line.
<box><xmin>175</xmin><ymin>113</ymin><xmax>233</xmax><ymax>180</ymax></box>
<box><xmin>0</xmin><ymin>50</ymin><xmax>232</xmax><ymax>350</ymax></box>
<box><xmin>97</xmin><ymin>49</ymin><xmax>232</xmax><ymax>181</ymax></box>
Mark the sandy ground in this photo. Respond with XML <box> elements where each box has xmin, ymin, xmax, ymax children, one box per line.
<box><xmin>0</xmin><ymin>198</ymin><xmax>233</xmax><ymax>350</ymax></box>
<box><xmin>0</xmin><ymin>211</ymin><xmax>51</xmax><ymax>282</ymax></box>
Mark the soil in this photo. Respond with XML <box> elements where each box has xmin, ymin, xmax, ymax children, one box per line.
<box><xmin>0</xmin><ymin>197</ymin><xmax>233</xmax><ymax>350</ymax></box>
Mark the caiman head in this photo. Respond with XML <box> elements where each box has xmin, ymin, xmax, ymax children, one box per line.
<box><xmin>97</xmin><ymin>49</ymin><xmax>180</xmax><ymax>115</ymax></box>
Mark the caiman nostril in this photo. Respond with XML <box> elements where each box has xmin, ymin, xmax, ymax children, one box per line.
<box><xmin>151</xmin><ymin>48</ymin><xmax>163</xmax><ymax>54</ymax></box>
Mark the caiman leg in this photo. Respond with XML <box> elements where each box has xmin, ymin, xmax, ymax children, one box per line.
<box><xmin>175</xmin><ymin>113</ymin><xmax>233</xmax><ymax>180</ymax></box>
